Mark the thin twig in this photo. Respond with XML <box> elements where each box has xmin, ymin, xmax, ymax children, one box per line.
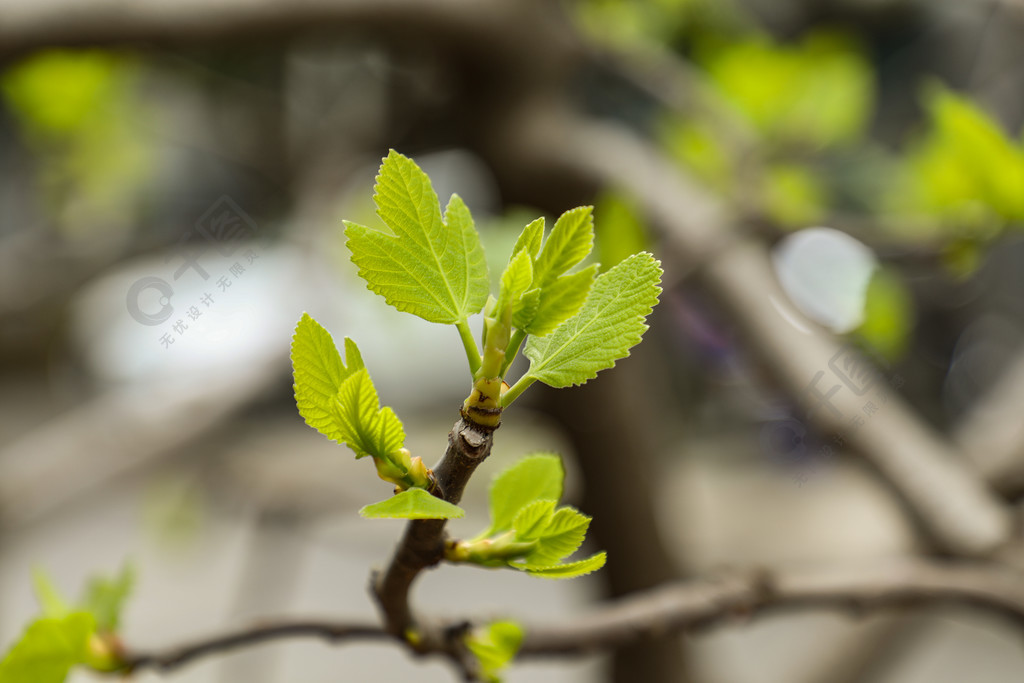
<box><xmin>123</xmin><ymin>620</ymin><xmax>390</xmax><ymax>672</ymax></box>
<box><xmin>117</xmin><ymin>559</ymin><xmax>1024</xmax><ymax>671</ymax></box>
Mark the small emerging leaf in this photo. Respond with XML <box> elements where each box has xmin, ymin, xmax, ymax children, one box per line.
<box><xmin>497</xmin><ymin>249</ymin><xmax>533</xmax><ymax>314</ymax></box>
<box><xmin>517</xmin><ymin>264</ymin><xmax>597</xmax><ymax>336</ymax></box>
<box><xmin>359</xmin><ymin>488</ymin><xmax>465</xmax><ymax>520</ymax></box>
<box><xmin>334</xmin><ymin>370</ymin><xmax>406</xmax><ymax>461</ymax></box>
<box><xmin>512</xmin><ymin>500</ymin><xmax>557</xmax><ymax>542</ymax></box>
<box><xmin>80</xmin><ymin>563</ymin><xmax>134</xmax><ymax>633</ymax></box>
<box><xmin>487</xmin><ymin>454</ymin><xmax>564</xmax><ymax>536</ymax></box>
<box><xmin>466</xmin><ymin>620</ymin><xmax>524</xmax><ymax>683</ymax></box>
<box><xmin>533</xmin><ymin>207</ymin><xmax>594</xmax><ymax>289</ymax></box>
<box><xmin>31</xmin><ymin>571</ymin><xmax>69</xmax><ymax>620</ymax></box>
<box><xmin>524</xmin><ymin>507</ymin><xmax>590</xmax><ymax>567</ymax></box>
<box><xmin>0</xmin><ymin>612</ymin><xmax>94</xmax><ymax>683</ymax></box>
<box><xmin>291</xmin><ymin>313</ymin><xmax>364</xmax><ymax>442</ymax></box>
<box><xmin>344</xmin><ymin>151</ymin><xmax>489</xmax><ymax>324</ymax></box>
<box><xmin>517</xmin><ymin>552</ymin><xmax>607</xmax><ymax>579</ymax></box>
<box><xmin>525</xmin><ymin>252</ymin><xmax>662</xmax><ymax>388</ymax></box>
<box><xmin>510</xmin><ymin>218</ymin><xmax>544</xmax><ymax>261</ymax></box>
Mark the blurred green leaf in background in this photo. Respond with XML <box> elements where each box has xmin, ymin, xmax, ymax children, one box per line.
<box><xmin>1</xmin><ymin>49</ymin><xmax>154</xmax><ymax>239</ymax></box>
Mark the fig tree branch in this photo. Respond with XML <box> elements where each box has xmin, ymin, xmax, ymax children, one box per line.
<box><xmin>371</xmin><ymin>418</ymin><xmax>495</xmax><ymax>638</ymax></box>
<box><xmin>118</xmin><ymin>559</ymin><xmax>1024</xmax><ymax>672</ymax></box>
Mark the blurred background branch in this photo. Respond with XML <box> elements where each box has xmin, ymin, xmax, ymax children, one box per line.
<box><xmin>5</xmin><ymin>0</ymin><xmax>1024</xmax><ymax>681</ymax></box>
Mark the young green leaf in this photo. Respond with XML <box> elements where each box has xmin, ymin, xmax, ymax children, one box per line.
<box><xmin>523</xmin><ymin>507</ymin><xmax>590</xmax><ymax>567</ymax></box>
<box><xmin>292</xmin><ymin>313</ymin><xmax>364</xmax><ymax>442</ymax></box>
<box><xmin>517</xmin><ymin>552</ymin><xmax>607</xmax><ymax>579</ymax></box>
<box><xmin>465</xmin><ymin>620</ymin><xmax>524</xmax><ymax>683</ymax></box>
<box><xmin>532</xmin><ymin>207</ymin><xmax>594</xmax><ymax>289</ymax></box>
<box><xmin>0</xmin><ymin>612</ymin><xmax>94</xmax><ymax>683</ymax></box>
<box><xmin>344</xmin><ymin>150</ymin><xmax>489</xmax><ymax>324</ymax></box>
<box><xmin>79</xmin><ymin>564</ymin><xmax>134</xmax><ymax>633</ymax></box>
<box><xmin>334</xmin><ymin>369</ymin><xmax>405</xmax><ymax>461</ymax></box>
<box><xmin>510</xmin><ymin>218</ymin><xmax>544</xmax><ymax>261</ymax></box>
<box><xmin>487</xmin><ymin>454</ymin><xmax>564</xmax><ymax>536</ymax></box>
<box><xmin>32</xmin><ymin>570</ymin><xmax>69</xmax><ymax>619</ymax></box>
<box><xmin>524</xmin><ymin>252</ymin><xmax>662</xmax><ymax>388</ymax></box>
<box><xmin>515</xmin><ymin>264</ymin><xmax>598</xmax><ymax>336</ymax></box>
<box><xmin>511</xmin><ymin>288</ymin><xmax>541</xmax><ymax>330</ymax></box>
<box><xmin>359</xmin><ymin>488</ymin><xmax>465</xmax><ymax>520</ymax></box>
<box><xmin>512</xmin><ymin>500</ymin><xmax>557</xmax><ymax>541</ymax></box>
<box><xmin>497</xmin><ymin>249</ymin><xmax>533</xmax><ymax>314</ymax></box>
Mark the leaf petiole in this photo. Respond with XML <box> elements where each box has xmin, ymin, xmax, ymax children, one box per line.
<box><xmin>456</xmin><ymin>318</ymin><xmax>482</xmax><ymax>375</ymax></box>
<box><xmin>500</xmin><ymin>329</ymin><xmax>528</xmax><ymax>377</ymax></box>
<box><xmin>500</xmin><ymin>373</ymin><xmax>537</xmax><ymax>408</ymax></box>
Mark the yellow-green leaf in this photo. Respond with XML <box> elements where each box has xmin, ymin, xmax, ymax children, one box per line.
<box><xmin>344</xmin><ymin>150</ymin><xmax>489</xmax><ymax>324</ymax></box>
<box><xmin>359</xmin><ymin>488</ymin><xmax>465</xmax><ymax>520</ymax></box>
<box><xmin>524</xmin><ymin>252</ymin><xmax>662</xmax><ymax>387</ymax></box>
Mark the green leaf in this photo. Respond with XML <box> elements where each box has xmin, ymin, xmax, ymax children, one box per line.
<box><xmin>0</xmin><ymin>612</ymin><xmax>94</xmax><ymax>683</ymax></box>
<box><xmin>79</xmin><ymin>564</ymin><xmax>134</xmax><ymax>633</ymax></box>
<box><xmin>702</xmin><ymin>31</ymin><xmax>872</xmax><ymax>148</ymax></box>
<box><xmin>533</xmin><ymin>206</ymin><xmax>594</xmax><ymax>289</ymax></box>
<box><xmin>510</xmin><ymin>218</ymin><xmax>544</xmax><ymax>261</ymax></box>
<box><xmin>517</xmin><ymin>265</ymin><xmax>597</xmax><ymax>336</ymax></box>
<box><xmin>334</xmin><ymin>369</ymin><xmax>405</xmax><ymax>461</ymax></box>
<box><xmin>291</xmin><ymin>313</ymin><xmax>364</xmax><ymax>442</ymax></box>
<box><xmin>524</xmin><ymin>507</ymin><xmax>591</xmax><ymax>566</ymax></box>
<box><xmin>512</xmin><ymin>500</ymin><xmax>556</xmax><ymax>541</ymax></box>
<box><xmin>466</xmin><ymin>620</ymin><xmax>524</xmax><ymax>683</ymax></box>
<box><xmin>524</xmin><ymin>252</ymin><xmax>662</xmax><ymax>388</ymax></box>
<box><xmin>892</xmin><ymin>84</ymin><xmax>1024</xmax><ymax>225</ymax></box>
<box><xmin>517</xmin><ymin>552</ymin><xmax>607</xmax><ymax>579</ymax></box>
<box><xmin>487</xmin><ymin>454</ymin><xmax>564</xmax><ymax>535</ymax></box>
<box><xmin>511</xmin><ymin>288</ymin><xmax>541</xmax><ymax>331</ymax></box>
<box><xmin>31</xmin><ymin>571</ymin><xmax>69</xmax><ymax>619</ymax></box>
<box><xmin>344</xmin><ymin>150</ymin><xmax>489</xmax><ymax>324</ymax></box>
<box><xmin>497</xmin><ymin>248</ymin><xmax>533</xmax><ymax>313</ymax></box>
<box><xmin>359</xmin><ymin>488</ymin><xmax>465</xmax><ymax>519</ymax></box>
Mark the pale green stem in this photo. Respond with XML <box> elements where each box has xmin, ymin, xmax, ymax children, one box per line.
<box><xmin>500</xmin><ymin>373</ymin><xmax>537</xmax><ymax>407</ymax></box>
<box><xmin>500</xmin><ymin>329</ymin><xmax>528</xmax><ymax>376</ymax></box>
<box><xmin>456</xmin><ymin>319</ymin><xmax>482</xmax><ymax>375</ymax></box>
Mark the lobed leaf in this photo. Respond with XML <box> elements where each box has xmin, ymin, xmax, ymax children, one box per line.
<box><xmin>524</xmin><ymin>252</ymin><xmax>662</xmax><ymax>388</ymax></box>
<box><xmin>344</xmin><ymin>150</ymin><xmax>489</xmax><ymax>324</ymax></box>
<box><xmin>359</xmin><ymin>488</ymin><xmax>465</xmax><ymax>520</ymax></box>
<box><xmin>334</xmin><ymin>370</ymin><xmax>405</xmax><ymax>461</ymax></box>
<box><xmin>291</xmin><ymin>313</ymin><xmax>364</xmax><ymax>442</ymax></box>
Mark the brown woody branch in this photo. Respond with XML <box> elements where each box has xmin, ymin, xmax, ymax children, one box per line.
<box><xmin>122</xmin><ymin>620</ymin><xmax>390</xmax><ymax>672</ymax></box>
<box><xmin>371</xmin><ymin>418</ymin><xmax>495</xmax><ymax>639</ymax></box>
<box><xmin>520</xmin><ymin>559</ymin><xmax>1024</xmax><ymax>656</ymax></box>
<box><xmin>118</xmin><ymin>559</ymin><xmax>1024</xmax><ymax>671</ymax></box>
